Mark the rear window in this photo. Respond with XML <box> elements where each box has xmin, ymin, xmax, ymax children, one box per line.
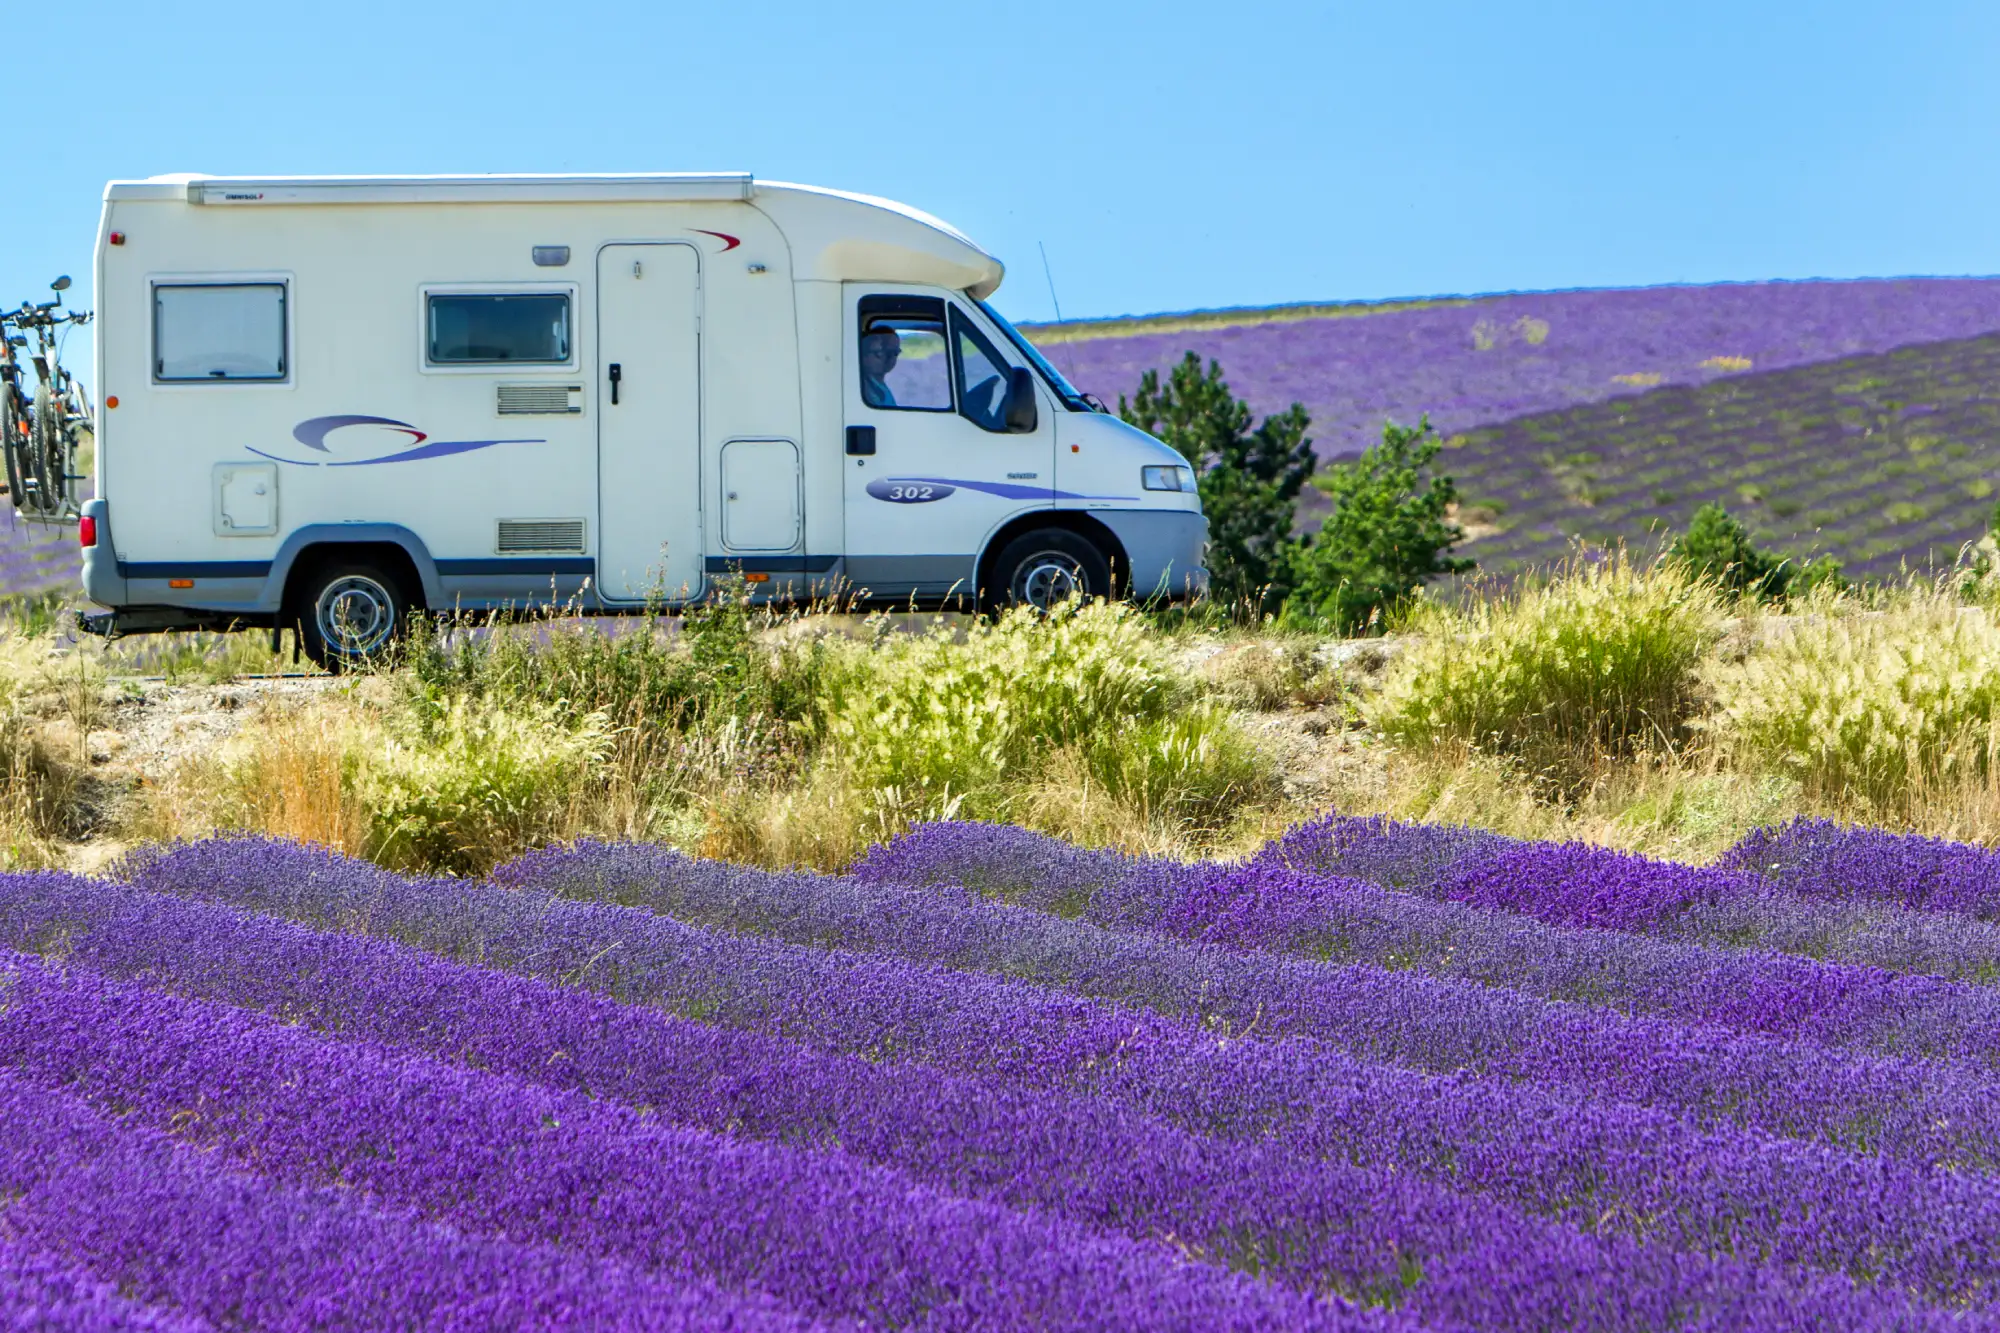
<box><xmin>154</xmin><ymin>282</ymin><xmax>287</xmax><ymax>382</ymax></box>
<box><xmin>427</xmin><ymin>293</ymin><xmax>571</xmax><ymax>365</ymax></box>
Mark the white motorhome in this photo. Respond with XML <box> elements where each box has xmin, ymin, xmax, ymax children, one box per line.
<box><xmin>69</xmin><ymin>172</ymin><xmax>1207</xmax><ymax>666</ymax></box>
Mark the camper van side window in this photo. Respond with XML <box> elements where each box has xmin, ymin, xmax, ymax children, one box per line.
<box><xmin>428</xmin><ymin>294</ymin><xmax>572</xmax><ymax>365</ymax></box>
<box><xmin>153</xmin><ymin>283</ymin><xmax>288</xmax><ymax>382</ymax></box>
<box><xmin>856</xmin><ymin>295</ymin><xmax>951</xmax><ymax>412</ymax></box>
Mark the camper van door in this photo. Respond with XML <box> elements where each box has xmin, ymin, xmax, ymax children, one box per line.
<box><xmin>597</xmin><ymin>243</ymin><xmax>703</xmax><ymax>602</ymax></box>
<box><xmin>843</xmin><ymin>288</ymin><xmax>1053</xmax><ymax>601</ymax></box>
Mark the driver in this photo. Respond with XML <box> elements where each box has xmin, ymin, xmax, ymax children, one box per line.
<box><xmin>860</xmin><ymin>327</ymin><xmax>901</xmax><ymax>407</ymax></box>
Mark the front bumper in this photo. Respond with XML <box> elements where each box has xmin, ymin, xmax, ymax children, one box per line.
<box><xmin>1093</xmin><ymin>509</ymin><xmax>1209</xmax><ymax>601</ymax></box>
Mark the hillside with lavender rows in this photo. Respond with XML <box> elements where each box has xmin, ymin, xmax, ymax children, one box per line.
<box><xmin>1028</xmin><ymin>277</ymin><xmax>2000</xmax><ymax>579</ymax></box>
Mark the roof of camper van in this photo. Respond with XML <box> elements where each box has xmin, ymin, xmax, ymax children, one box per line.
<box><xmin>104</xmin><ymin>173</ymin><xmax>1006</xmax><ymax>299</ymax></box>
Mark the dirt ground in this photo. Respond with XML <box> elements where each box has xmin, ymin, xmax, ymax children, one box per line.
<box><xmin>59</xmin><ymin>674</ymin><xmax>341</xmax><ymax>874</ymax></box>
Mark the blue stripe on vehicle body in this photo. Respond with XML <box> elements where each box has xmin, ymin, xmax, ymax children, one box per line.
<box><xmin>435</xmin><ymin>558</ymin><xmax>597</xmax><ymax>577</ymax></box>
<box><xmin>703</xmin><ymin>554</ymin><xmax>842</xmax><ymax>573</ymax></box>
<box><xmin>119</xmin><ymin>561</ymin><xmax>275</xmax><ymax>579</ymax></box>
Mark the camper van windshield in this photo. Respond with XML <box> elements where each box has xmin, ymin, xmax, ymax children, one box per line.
<box><xmin>974</xmin><ymin>298</ymin><xmax>1094</xmax><ymax>412</ymax></box>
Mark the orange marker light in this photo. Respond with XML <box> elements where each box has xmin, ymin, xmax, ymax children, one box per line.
<box><xmin>1070</xmin><ymin>444</ymin><xmax>1080</xmax><ymax>452</ymax></box>
<box><xmin>168</xmin><ymin>579</ymin><xmax>194</xmax><ymax>589</ymax></box>
<box><xmin>104</xmin><ymin>396</ymin><xmax>119</xmax><ymax>409</ymax></box>
<box><xmin>744</xmin><ymin>572</ymin><xmax>770</xmax><ymax>583</ymax></box>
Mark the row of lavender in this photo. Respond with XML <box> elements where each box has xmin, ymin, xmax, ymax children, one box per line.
<box><xmin>6</xmin><ymin>812</ymin><xmax>2000</xmax><ymax>1330</ymax></box>
<box><xmin>1443</xmin><ymin>331</ymin><xmax>2000</xmax><ymax>577</ymax></box>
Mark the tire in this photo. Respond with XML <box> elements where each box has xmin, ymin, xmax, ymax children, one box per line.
<box><xmin>987</xmin><ymin>528</ymin><xmax>1114</xmax><ymax>613</ymax></box>
<box><xmin>29</xmin><ymin>382</ymin><xmax>60</xmax><ymax>518</ymax></box>
<box><xmin>295</xmin><ymin>562</ymin><xmax>409</xmax><ymax>672</ymax></box>
<box><xmin>0</xmin><ymin>380</ymin><xmax>24</xmax><ymax>508</ymax></box>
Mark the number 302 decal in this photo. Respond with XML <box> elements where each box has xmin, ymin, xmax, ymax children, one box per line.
<box><xmin>865</xmin><ymin>478</ymin><xmax>958</xmax><ymax>504</ymax></box>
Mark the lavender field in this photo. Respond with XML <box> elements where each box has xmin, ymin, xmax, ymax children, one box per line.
<box><xmin>11</xmin><ymin>817</ymin><xmax>2000</xmax><ymax>1330</ymax></box>
<box><xmin>1031</xmin><ymin>278</ymin><xmax>2000</xmax><ymax>459</ymax></box>
<box><xmin>0</xmin><ymin>508</ymin><xmax>80</xmax><ymax>600</ymax></box>
<box><xmin>1030</xmin><ymin>277</ymin><xmax>2000</xmax><ymax>578</ymax></box>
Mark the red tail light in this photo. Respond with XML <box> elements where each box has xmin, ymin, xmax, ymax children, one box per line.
<box><xmin>78</xmin><ymin>515</ymin><xmax>96</xmax><ymax>548</ymax></box>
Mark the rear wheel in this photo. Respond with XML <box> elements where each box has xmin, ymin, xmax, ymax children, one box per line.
<box><xmin>295</xmin><ymin>563</ymin><xmax>408</xmax><ymax>672</ymax></box>
<box><xmin>987</xmin><ymin>528</ymin><xmax>1114</xmax><ymax>613</ymax></box>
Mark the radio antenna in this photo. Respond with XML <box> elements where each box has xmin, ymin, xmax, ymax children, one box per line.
<box><xmin>1037</xmin><ymin>241</ymin><xmax>1083</xmax><ymax>384</ymax></box>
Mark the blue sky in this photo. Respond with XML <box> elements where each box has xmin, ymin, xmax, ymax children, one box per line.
<box><xmin>5</xmin><ymin>0</ymin><xmax>1998</xmax><ymax>338</ymax></box>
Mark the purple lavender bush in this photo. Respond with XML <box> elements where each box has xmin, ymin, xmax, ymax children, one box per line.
<box><xmin>0</xmin><ymin>1069</ymin><xmax>821</xmax><ymax>1333</ymax></box>
<box><xmin>0</xmin><ymin>1235</ymin><xmax>214</xmax><ymax>1333</ymax></box>
<box><xmin>859</xmin><ymin>822</ymin><xmax>2000</xmax><ymax>1067</ymax></box>
<box><xmin>0</xmin><ymin>868</ymin><xmax>1943</xmax><ymax>1333</ymax></box>
<box><xmin>24</xmin><ymin>812</ymin><xmax>2000</xmax><ymax>1326</ymax></box>
<box><xmin>130</xmin><ymin>835</ymin><xmax>2000</xmax><ymax>1171</ymax></box>
<box><xmin>111</xmin><ymin>837</ymin><xmax>2000</xmax><ymax>1305</ymax></box>
<box><xmin>1724</xmin><ymin>818</ymin><xmax>2000</xmax><ymax>921</ymax></box>
<box><xmin>0</xmin><ymin>950</ymin><xmax>1394</xmax><ymax>1333</ymax></box>
<box><xmin>1264</xmin><ymin>813</ymin><xmax>2000</xmax><ymax>982</ymax></box>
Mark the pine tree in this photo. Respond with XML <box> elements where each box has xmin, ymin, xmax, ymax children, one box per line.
<box><xmin>1119</xmin><ymin>353</ymin><xmax>1314</xmax><ymax>607</ymax></box>
<box><xmin>1668</xmin><ymin>503</ymin><xmax>1844</xmax><ymax>601</ymax></box>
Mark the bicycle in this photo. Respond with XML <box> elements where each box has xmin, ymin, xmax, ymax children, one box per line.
<box><xmin>1</xmin><ymin>275</ymin><xmax>92</xmax><ymax>522</ymax></box>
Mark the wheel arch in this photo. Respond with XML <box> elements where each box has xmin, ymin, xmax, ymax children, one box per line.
<box><xmin>279</xmin><ymin>540</ymin><xmax>430</xmax><ymax>619</ymax></box>
<box><xmin>976</xmin><ymin>510</ymin><xmax>1129</xmax><ymax>605</ymax></box>
<box><xmin>266</xmin><ymin>525</ymin><xmax>440</xmax><ymax>615</ymax></box>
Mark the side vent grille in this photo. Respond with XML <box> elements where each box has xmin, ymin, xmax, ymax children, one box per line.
<box><xmin>497</xmin><ymin>384</ymin><xmax>583</xmax><ymax>415</ymax></box>
<box><xmin>497</xmin><ymin>519</ymin><xmax>587</xmax><ymax>554</ymax></box>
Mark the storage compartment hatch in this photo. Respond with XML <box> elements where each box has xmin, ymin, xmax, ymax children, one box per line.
<box><xmin>213</xmin><ymin>463</ymin><xmax>277</xmax><ymax>536</ymax></box>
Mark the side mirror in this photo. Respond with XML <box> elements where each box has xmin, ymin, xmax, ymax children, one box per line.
<box><xmin>1003</xmin><ymin>366</ymin><xmax>1038</xmax><ymax>434</ymax></box>
<box><xmin>50</xmin><ymin>276</ymin><xmax>71</xmax><ymax>293</ymax></box>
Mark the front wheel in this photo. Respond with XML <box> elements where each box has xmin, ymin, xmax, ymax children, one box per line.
<box><xmin>987</xmin><ymin>529</ymin><xmax>1114</xmax><ymax>613</ymax></box>
<box><xmin>295</xmin><ymin>564</ymin><xmax>409</xmax><ymax>672</ymax></box>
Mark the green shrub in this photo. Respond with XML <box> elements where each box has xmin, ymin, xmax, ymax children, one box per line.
<box><xmin>1079</xmin><ymin>705</ymin><xmax>1267</xmax><ymax>825</ymax></box>
<box><xmin>1369</xmin><ymin>555</ymin><xmax>1723</xmax><ymax>785</ymax></box>
<box><xmin>1284</xmin><ymin>417</ymin><xmax>1474</xmax><ymax>632</ymax></box>
<box><xmin>1706</xmin><ymin>595</ymin><xmax>2000</xmax><ymax>804</ymax></box>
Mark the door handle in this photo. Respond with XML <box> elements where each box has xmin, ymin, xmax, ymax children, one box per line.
<box><xmin>608</xmin><ymin>363</ymin><xmax>622</xmax><ymax>406</ymax></box>
<box><xmin>845</xmin><ymin>425</ymin><xmax>876</xmax><ymax>456</ymax></box>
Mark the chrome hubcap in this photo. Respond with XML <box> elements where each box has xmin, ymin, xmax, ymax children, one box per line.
<box><xmin>316</xmin><ymin>576</ymin><xmax>397</xmax><ymax>656</ymax></box>
<box><xmin>1014</xmin><ymin>553</ymin><xmax>1087</xmax><ymax>609</ymax></box>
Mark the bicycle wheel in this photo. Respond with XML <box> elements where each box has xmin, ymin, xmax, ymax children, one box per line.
<box><xmin>0</xmin><ymin>379</ymin><xmax>24</xmax><ymax>507</ymax></box>
<box><xmin>30</xmin><ymin>382</ymin><xmax>60</xmax><ymax>517</ymax></box>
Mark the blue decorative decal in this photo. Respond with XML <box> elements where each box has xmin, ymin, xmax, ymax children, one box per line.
<box><xmin>867</xmin><ymin>479</ymin><xmax>957</xmax><ymax>503</ymax></box>
<box><xmin>250</xmin><ymin>416</ymin><xmax>546</xmax><ymax>467</ymax></box>
<box><xmin>866</xmin><ymin>476</ymin><xmax>1139</xmax><ymax>503</ymax></box>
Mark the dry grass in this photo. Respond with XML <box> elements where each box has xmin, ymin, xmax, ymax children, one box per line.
<box><xmin>132</xmin><ymin>693</ymin><xmax>375</xmax><ymax>857</ymax></box>
<box><xmin>21</xmin><ymin>567</ymin><xmax>2000</xmax><ymax>875</ymax></box>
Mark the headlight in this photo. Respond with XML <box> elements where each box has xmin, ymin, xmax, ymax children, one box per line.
<box><xmin>1142</xmin><ymin>465</ymin><xmax>1197</xmax><ymax>492</ymax></box>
